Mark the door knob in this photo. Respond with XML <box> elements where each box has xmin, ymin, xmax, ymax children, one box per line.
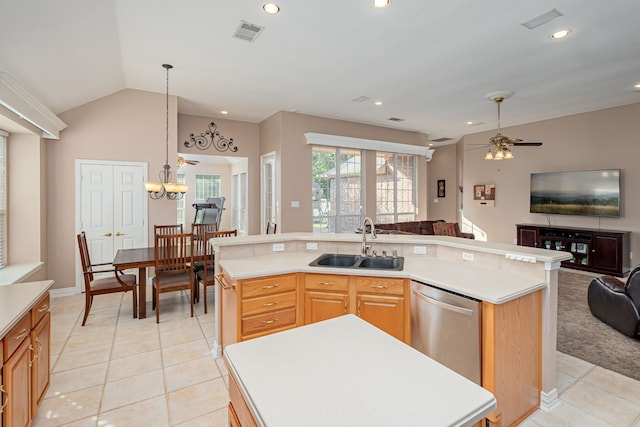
<box><xmin>103</xmin><ymin>232</ymin><xmax>112</xmax><ymax>237</ymax></box>
<box><xmin>116</xmin><ymin>232</ymin><xmax>124</xmax><ymax>236</ymax></box>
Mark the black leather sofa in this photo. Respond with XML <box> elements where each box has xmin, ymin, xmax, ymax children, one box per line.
<box><xmin>587</xmin><ymin>266</ymin><xmax>640</xmax><ymax>338</ymax></box>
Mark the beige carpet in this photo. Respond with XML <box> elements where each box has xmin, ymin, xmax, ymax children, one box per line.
<box><xmin>557</xmin><ymin>269</ymin><xmax>640</xmax><ymax>381</ymax></box>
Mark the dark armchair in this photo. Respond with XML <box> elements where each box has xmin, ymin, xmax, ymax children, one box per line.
<box><xmin>587</xmin><ymin>266</ymin><xmax>640</xmax><ymax>338</ymax></box>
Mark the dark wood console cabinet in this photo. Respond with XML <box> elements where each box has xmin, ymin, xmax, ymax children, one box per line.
<box><xmin>516</xmin><ymin>224</ymin><xmax>631</xmax><ymax>277</ymax></box>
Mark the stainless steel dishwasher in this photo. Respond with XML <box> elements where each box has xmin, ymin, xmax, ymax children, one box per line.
<box><xmin>410</xmin><ymin>280</ymin><xmax>482</xmax><ymax>384</ymax></box>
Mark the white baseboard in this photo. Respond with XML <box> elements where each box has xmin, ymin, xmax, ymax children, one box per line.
<box><xmin>540</xmin><ymin>388</ymin><xmax>561</xmax><ymax>412</ymax></box>
<box><xmin>49</xmin><ymin>287</ymin><xmax>79</xmax><ymax>298</ymax></box>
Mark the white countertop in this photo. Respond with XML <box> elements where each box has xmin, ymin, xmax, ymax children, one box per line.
<box><xmin>218</xmin><ymin>252</ymin><xmax>546</xmax><ymax>304</ymax></box>
<box><xmin>212</xmin><ymin>232</ymin><xmax>571</xmax><ymax>263</ymax></box>
<box><xmin>224</xmin><ymin>314</ymin><xmax>496</xmax><ymax>427</ymax></box>
<box><xmin>0</xmin><ymin>280</ymin><xmax>54</xmax><ymax>338</ymax></box>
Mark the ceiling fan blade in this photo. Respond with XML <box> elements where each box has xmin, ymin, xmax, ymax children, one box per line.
<box><xmin>512</xmin><ymin>142</ymin><xmax>543</xmax><ymax>146</ymax></box>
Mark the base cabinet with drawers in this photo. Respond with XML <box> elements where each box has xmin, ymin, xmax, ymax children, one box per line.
<box><xmin>1</xmin><ymin>293</ymin><xmax>51</xmax><ymax>427</ymax></box>
<box><xmin>219</xmin><ymin>272</ymin><xmax>302</xmax><ymax>349</ymax></box>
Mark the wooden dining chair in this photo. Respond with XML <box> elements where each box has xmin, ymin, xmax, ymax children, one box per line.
<box><xmin>266</xmin><ymin>222</ymin><xmax>277</xmax><ymax>234</ymax></box>
<box><xmin>191</xmin><ymin>223</ymin><xmax>217</xmax><ymax>302</ymax></box>
<box><xmin>195</xmin><ymin>230</ymin><xmax>218</xmax><ymax>314</ymax></box>
<box><xmin>213</xmin><ymin>229</ymin><xmax>238</xmax><ymax>238</ymax></box>
<box><xmin>152</xmin><ymin>232</ymin><xmax>194</xmax><ymax>323</ymax></box>
<box><xmin>76</xmin><ymin>231</ymin><xmax>137</xmax><ymax>326</ymax></box>
<box><xmin>154</xmin><ymin>224</ymin><xmax>183</xmax><ymax>236</ymax></box>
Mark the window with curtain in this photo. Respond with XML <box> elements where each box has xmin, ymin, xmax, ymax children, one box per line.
<box><xmin>376</xmin><ymin>152</ymin><xmax>417</xmax><ymax>223</ymax></box>
<box><xmin>195</xmin><ymin>174</ymin><xmax>221</xmax><ymax>202</ymax></box>
<box><xmin>312</xmin><ymin>146</ymin><xmax>363</xmax><ymax>233</ymax></box>
<box><xmin>176</xmin><ymin>174</ymin><xmax>186</xmax><ymax>227</ymax></box>
<box><xmin>0</xmin><ymin>133</ymin><xmax>6</xmax><ymax>268</ymax></box>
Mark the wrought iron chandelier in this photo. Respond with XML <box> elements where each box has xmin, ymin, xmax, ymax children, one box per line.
<box><xmin>184</xmin><ymin>121</ymin><xmax>238</xmax><ymax>152</ymax></box>
<box><xmin>144</xmin><ymin>64</ymin><xmax>189</xmax><ymax>200</ymax></box>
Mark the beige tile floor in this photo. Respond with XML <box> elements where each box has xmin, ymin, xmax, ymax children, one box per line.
<box><xmin>33</xmin><ymin>287</ymin><xmax>640</xmax><ymax>427</ymax></box>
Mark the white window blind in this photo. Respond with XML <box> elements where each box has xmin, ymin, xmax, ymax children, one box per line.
<box><xmin>0</xmin><ymin>132</ymin><xmax>6</xmax><ymax>268</ymax></box>
<box><xmin>176</xmin><ymin>174</ymin><xmax>186</xmax><ymax>227</ymax></box>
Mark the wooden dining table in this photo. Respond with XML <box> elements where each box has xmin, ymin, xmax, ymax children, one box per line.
<box><xmin>113</xmin><ymin>246</ymin><xmax>206</xmax><ymax>319</ymax></box>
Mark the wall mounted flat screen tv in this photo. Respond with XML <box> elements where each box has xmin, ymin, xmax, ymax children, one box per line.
<box><xmin>530</xmin><ymin>169</ymin><xmax>620</xmax><ymax>217</ymax></box>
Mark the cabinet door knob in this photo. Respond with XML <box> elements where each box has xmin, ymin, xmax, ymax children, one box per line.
<box><xmin>103</xmin><ymin>232</ymin><xmax>112</xmax><ymax>237</ymax></box>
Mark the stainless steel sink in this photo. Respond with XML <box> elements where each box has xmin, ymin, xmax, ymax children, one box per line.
<box><xmin>310</xmin><ymin>253</ymin><xmax>359</xmax><ymax>268</ymax></box>
<box><xmin>309</xmin><ymin>253</ymin><xmax>404</xmax><ymax>271</ymax></box>
<box><xmin>356</xmin><ymin>256</ymin><xmax>403</xmax><ymax>270</ymax></box>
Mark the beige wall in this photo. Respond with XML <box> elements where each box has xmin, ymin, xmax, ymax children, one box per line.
<box><xmin>178</xmin><ymin>114</ymin><xmax>260</xmax><ymax>234</ymax></box>
<box><xmin>274</xmin><ymin>111</ymin><xmax>430</xmax><ymax>232</ymax></box>
<box><xmin>49</xmin><ymin>89</ymin><xmax>178</xmax><ymax>289</ymax></box>
<box><xmin>462</xmin><ymin>102</ymin><xmax>640</xmax><ymax>264</ymax></box>
<box><xmin>426</xmin><ymin>143</ymin><xmax>458</xmax><ymax>222</ymax></box>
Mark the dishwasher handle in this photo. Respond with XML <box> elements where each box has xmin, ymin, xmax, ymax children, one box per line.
<box><xmin>412</xmin><ymin>289</ymin><xmax>474</xmax><ymax>316</ymax></box>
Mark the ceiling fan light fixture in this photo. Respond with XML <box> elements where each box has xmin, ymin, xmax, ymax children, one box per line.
<box><xmin>494</xmin><ymin>150</ymin><xmax>505</xmax><ymax>160</ymax></box>
<box><xmin>484</xmin><ymin>150</ymin><xmax>494</xmax><ymax>160</ymax></box>
<box><xmin>504</xmin><ymin>149</ymin><xmax>514</xmax><ymax>159</ymax></box>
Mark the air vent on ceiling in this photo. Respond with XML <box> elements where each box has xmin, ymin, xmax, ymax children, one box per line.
<box><xmin>521</xmin><ymin>9</ymin><xmax>563</xmax><ymax>30</ymax></box>
<box><xmin>352</xmin><ymin>96</ymin><xmax>370</xmax><ymax>103</ymax></box>
<box><xmin>233</xmin><ymin>21</ymin><xmax>265</xmax><ymax>42</ymax></box>
<box><xmin>430</xmin><ymin>137</ymin><xmax>453</xmax><ymax>143</ymax></box>
<box><xmin>388</xmin><ymin>117</ymin><xmax>405</xmax><ymax>122</ymax></box>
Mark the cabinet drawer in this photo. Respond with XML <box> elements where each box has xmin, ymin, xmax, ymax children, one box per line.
<box><xmin>354</xmin><ymin>277</ymin><xmax>405</xmax><ymax>295</ymax></box>
<box><xmin>241</xmin><ymin>274</ymin><xmax>297</xmax><ymax>299</ymax></box>
<box><xmin>305</xmin><ymin>274</ymin><xmax>349</xmax><ymax>292</ymax></box>
<box><xmin>242</xmin><ymin>307</ymin><xmax>296</xmax><ymax>336</ymax></box>
<box><xmin>242</xmin><ymin>291</ymin><xmax>297</xmax><ymax>317</ymax></box>
<box><xmin>3</xmin><ymin>314</ymin><xmax>31</xmax><ymax>362</ymax></box>
<box><xmin>31</xmin><ymin>293</ymin><xmax>50</xmax><ymax>326</ymax></box>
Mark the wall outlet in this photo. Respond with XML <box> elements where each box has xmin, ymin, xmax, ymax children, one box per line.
<box><xmin>291</xmin><ymin>200</ymin><xmax>300</xmax><ymax>208</ymax></box>
<box><xmin>413</xmin><ymin>246</ymin><xmax>427</xmax><ymax>255</ymax></box>
<box><xmin>433</xmin><ymin>199</ymin><xmax>439</xmax><ymax>203</ymax></box>
<box><xmin>306</xmin><ymin>242</ymin><xmax>318</xmax><ymax>250</ymax></box>
<box><xmin>272</xmin><ymin>243</ymin><xmax>285</xmax><ymax>252</ymax></box>
<box><xmin>462</xmin><ymin>252</ymin><xmax>474</xmax><ymax>261</ymax></box>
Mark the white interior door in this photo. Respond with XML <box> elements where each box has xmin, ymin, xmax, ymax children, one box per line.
<box><xmin>261</xmin><ymin>152</ymin><xmax>277</xmax><ymax>234</ymax></box>
<box><xmin>76</xmin><ymin>160</ymin><xmax>147</xmax><ymax>291</ymax></box>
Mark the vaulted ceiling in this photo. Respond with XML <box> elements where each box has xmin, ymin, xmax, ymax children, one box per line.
<box><xmin>1</xmin><ymin>0</ymin><xmax>639</xmax><ymax>144</ymax></box>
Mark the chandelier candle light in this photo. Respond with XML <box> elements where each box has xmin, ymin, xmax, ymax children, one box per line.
<box><xmin>144</xmin><ymin>64</ymin><xmax>189</xmax><ymax>200</ymax></box>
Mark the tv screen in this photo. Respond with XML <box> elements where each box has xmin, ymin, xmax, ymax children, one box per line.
<box><xmin>530</xmin><ymin>169</ymin><xmax>620</xmax><ymax>217</ymax></box>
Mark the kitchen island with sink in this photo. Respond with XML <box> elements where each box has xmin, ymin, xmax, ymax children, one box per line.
<box><xmin>211</xmin><ymin>232</ymin><xmax>570</xmax><ymax>426</ymax></box>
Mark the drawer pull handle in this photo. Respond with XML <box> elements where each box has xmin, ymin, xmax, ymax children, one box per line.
<box><xmin>371</xmin><ymin>285</ymin><xmax>390</xmax><ymax>289</ymax></box>
<box><xmin>318</xmin><ymin>282</ymin><xmax>334</xmax><ymax>286</ymax></box>
<box><xmin>14</xmin><ymin>328</ymin><xmax>28</xmax><ymax>341</ymax></box>
<box><xmin>0</xmin><ymin>384</ymin><xmax>8</xmax><ymax>413</ymax></box>
<box><xmin>216</xmin><ymin>274</ymin><xmax>235</xmax><ymax>290</ymax></box>
<box><xmin>28</xmin><ymin>344</ymin><xmax>36</xmax><ymax>367</ymax></box>
<box><xmin>38</xmin><ymin>304</ymin><xmax>49</xmax><ymax>312</ymax></box>
<box><xmin>261</xmin><ymin>319</ymin><xmax>278</xmax><ymax>325</ymax></box>
<box><xmin>262</xmin><ymin>284</ymin><xmax>279</xmax><ymax>289</ymax></box>
<box><xmin>262</xmin><ymin>302</ymin><xmax>277</xmax><ymax>307</ymax></box>
<box><xmin>35</xmin><ymin>337</ymin><xmax>42</xmax><ymax>356</ymax></box>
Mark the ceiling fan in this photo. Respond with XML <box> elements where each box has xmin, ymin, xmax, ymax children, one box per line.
<box><xmin>481</xmin><ymin>90</ymin><xmax>542</xmax><ymax>160</ymax></box>
<box><xmin>177</xmin><ymin>156</ymin><xmax>199</xmax><ymax>169</ymax></box>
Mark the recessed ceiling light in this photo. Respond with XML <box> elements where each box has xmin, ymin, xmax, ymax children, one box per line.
<box><xmin>634</xmin><ymin>83</ymin><xmax>640</xmax><ymax>90</ymax></box>
<box><xmin>374</xmin><ymin>101</ymin><xmax>383</xmax><ymax>106</ymax></box>
<box><xmin>551</xmin><ymin>29</ymin><xmax>571</xmax><ymax>40</ymax></box>
<box><xmin>263</xmin><ymin>3</ymin><xmax>280</xmax><ymax>14</ymax></box>
<box><xmin>373</xmin><ymin>0</ymin><xmax>390</xmax><ymax>9</ymax></box>
<box><xmin>428</xmin><ymin>143</ymin><xmax>434</xmax><ymax>147</ymax></box>
<box><xmin>466</xmin><ymin>121</ymin><xmax>474</xmax><ymax>125</ymax></box>
<box><xmin>221</xmin><ymin>111</ymin><xmax>228</xmax><ymax>115</ymax></box>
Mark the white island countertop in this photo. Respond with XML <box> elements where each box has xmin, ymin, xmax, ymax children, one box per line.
<box><xmin>0</xmin><ymin>280</ymin><xmax>54</xmax><ymax>338</ymax></box>
<box><xmin>219</xmin><ymin>252</ymin><xmax>547</xmax><ymax>304</ymax></box>
<box><xmin>224</xmin><ymin>314</ymin><xmax>496</xmax><ymax>427</ymax></box>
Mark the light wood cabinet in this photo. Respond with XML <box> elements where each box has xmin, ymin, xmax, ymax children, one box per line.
<box><xmin>2</xmin><ymin>293</ymin><xmax>51</xmax><ymax>427</ymax></box>
<box><xmin>3</xmin><ymin>316</ymin><xmax>32</xmax><ymax>427</ymax></box>
<box><xmin>303</xmin><ymin>273</ymin><xmax>410</xmax><ymax>344</ymax></box>
<box><xmin>220</xmin><ymin>271</ymin><xmax>301</xmax><ymax>349</ymax></box>
<box><xmin>482</xmin><ymin>290</ymin><xmax>542</xmax><ymax>427</ymax></box>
